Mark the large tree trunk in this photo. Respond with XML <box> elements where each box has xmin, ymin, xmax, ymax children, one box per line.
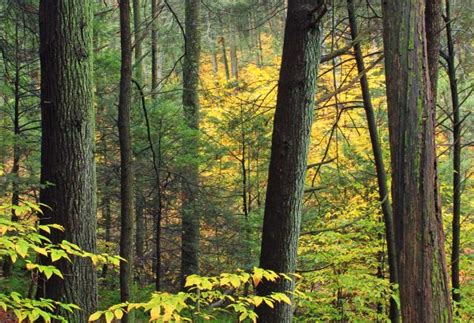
<box><xmin>346</xmin><ymin>1</ymin><xmax>399</xmax><ymax>321</ymax></box>
<box><xmin>180</xmin><ymin>0</ymin><xmax>201</xmax><ymax>288</ymax></box>
<box><xmin>445</xmin><ymin>0</ymin><xmax>462</xmax><ymax>304</ymax></box>
<box><xmin>118</xmin><ymin>0</ymin><xmax>134</xmax><ymax>321</ymax></box>
<box><xmin>256</xmin><ymin>1</ymin><xmax>325</xmax><ymax>322</ymax></box>
<box><xmin>37</xmin><ymin>1</ymin><xmax>97</xmax><ymax>321</ymax></box>
<box><xmin>381</xmin><ymin>0</ymin><xmax>452</xmax><ymax>321</ymax></box>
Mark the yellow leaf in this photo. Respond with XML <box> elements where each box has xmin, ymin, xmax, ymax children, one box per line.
<box><xmin>264</xmin><ymin>299</ymin><xmax>274</xmax><ymax>309</ymax></box>
<box><xmin>114</xmin><ymin>309</ymin><xmax>123</xmax><ymax>319</ymax></box>
<box><xmin>26</xmin><ymin>263</ymin><xmax>37</xmax><ymax>271</ymax></box>
<box><xmin>253</xmin><ymin>296</ymin><xmax>263</xmax><ymax>307</ymax></box>
<box><xmin>278</xmin><ymin>294</ymin><xmax>291</xmax><ymax>305</ymax></box>
<box><xmin>15</xmin><ymin>240</ymin><xmax>29</xmax><ymax>258</ymax></box>
<box><xmin>105</xmin><ymin>311</ymin><xmax>114</xmax><ymax>323</ymax></box>
<box><xmin>39</xmin><ymin>225</ymin><xmax>50</xmax><ymax>234</ymax></box>
<box><xmin>51</xmin><ymin>251</ymin><xmax>62</xmax><ymax>262</ymax></box>
<box><xmin>33</xmin><ymin>246</ymin><xmax>48</xmax><ymax>256</ymax></box>
<box><xmin>88</xmin><ymin>312</ymin><xmax>102</xmax><ymax>322</ymax></box>
<box><xmin>150</xmin><ymin>307</ymin><xmax>161</xmax><ymax>321</ymax></box>
<box><xmin>253</xmin><ymin>275</ymin><xmax>261</xmax><ymax>287</ymax></box>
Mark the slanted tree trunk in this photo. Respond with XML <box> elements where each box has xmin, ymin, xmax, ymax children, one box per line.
<box><xmin>445</xmin><ymin>0</ymin><xmax>462</xmax><ymax>304</ymax></box>
<box><xmin>37</xmin><ymin>1</ymin><xmax>97</xmax><ymax>320</ymax></box>
<box><xmin>256</xmin><ymin>1</ymin><xmax>326</xmax><ymax>322</ymax></box>
<box><xmin>118</xmin><ymin>0</ymin><xmax>134</xmax><ymax>321</ymax></box>
<box><xmin>219</xmin><ymin>34</ymin><xmax>231</xmax><ymax>81</ymax></box>
<box><xmin>381</xmin><ymin>0</ymin><xmax>452</xmax><ymax>321</ymax></box>
<box><xmin>346</xmin><ymin>1</ymin><xmax>399</xmax><ymax>321</ymax></box>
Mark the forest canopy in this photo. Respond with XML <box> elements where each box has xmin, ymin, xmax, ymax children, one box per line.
<box><xmin>0</xmin><ymin>0</ymin><xmax>473</xmax><ymax>322</ymax></box>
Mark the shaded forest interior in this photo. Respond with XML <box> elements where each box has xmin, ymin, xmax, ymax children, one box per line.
<box><xmin>0</xmin><ymin>0</ymin><xmax>473</xmax><ymax>322</ymax></box>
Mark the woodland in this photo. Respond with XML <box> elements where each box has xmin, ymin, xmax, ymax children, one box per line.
<box><xmin>0</xmin><ymin>0</ymin><xmax>473</xmax><ymax>322</ymax></box>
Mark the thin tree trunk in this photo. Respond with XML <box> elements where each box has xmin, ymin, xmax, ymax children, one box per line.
<box><xmin>133</xmin><ymin>0</ymin><xmax>145</xmax><ymax>280</ymax></box>
<box><xmin>135</xmin><ymin>190</ymin><xmax>145</xmax><ymax>260</ymax></box>
<box><xmin>150</xmin><ymin>0</ymin><xmax>163</xmax><ymax>291</ymax></box>
<box><xmin>220</xmin><ymin>35</ymin><xmax>231</xmax><ymax>81</ymax></box>
<box><xmin>3</xmin><ymin>22</ymin><xmax>21</xmax><ymax>277</ymax></box>
<box><xmin>346</xmin><ymin>1</ymin><xmax>399</xmax><ymax>321</ymax></box>
<box><xmin>101</xmin><ymin>194</ymin><xmax>112</xmax><ymax>279</ymax></box>
<box><xmin>381</xmin><ymin>0</ymin><xmax>452</xmax><ymax>321</ymax></box>
<box><xmin>445</xmin><ymin>0</ymin><xmax>462</xmax><ymax>304</ymax></box>
<box><xmin>37</xmin><ymin>1</ymin><xmax>97</xmax><ymax>320</ymax></box>
<box><xmin>151</xmin><ymin>0</ymin><xmax>160</xmax><ymax>96</ymax></box>
<box><xmin>154</xmin><ymin>181</ymin><xmax>162</xmax><ymax>291</ymax></box>
<box><xmin>206</xmin><ymin>12</ymin><xmax>218</xmax><ymax>75</ymax></box>
<box><xmin>133</xmin><ymin>0</ymin><xmax>143</xmax><ymax>82</ymax></box>
<box><xmin>118</xmin><ymin>0</ymin><xmax>134</xmax><ymax>321</ymax></box>
<box><xmin>180</xmin><ymin>0</ymin><xmax>201</xmax><ymax>288</ymax></box>
<box><xmin>256</xmin><ymin>1</ymin><xmax>326</xmax><ymax>322</ymax></box>
<box><xmin>230</xmin><ymin>33</ymin><xmax>239</xmax><ymax>79</ymax></box>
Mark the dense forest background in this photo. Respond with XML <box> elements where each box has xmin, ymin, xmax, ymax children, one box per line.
<box><xmin>0</xmin><ymin>0</ymin><xmax>473</xmax><ymax>322</ymax></box>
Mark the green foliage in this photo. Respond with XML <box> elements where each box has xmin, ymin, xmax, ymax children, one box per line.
<box><xmin>0</xmin><ymin>202</ymin><xmax>122</xmax><ymax>322</ymax></box>
<box><xmin>89</xmin><ymin>268</ymin><xmax>293</xmax><ymax>323</ymax></box>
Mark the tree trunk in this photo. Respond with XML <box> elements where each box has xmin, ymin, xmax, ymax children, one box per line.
<box><xmin>133</xmin><ymin>0</ymin><xmax>143</xmax><ymax>83</ymax></box>
<box><xmin>256</xmin><ymin>1</ymin><xmax>325</xmax><ymax>322</ymax></box>
<box><xmin>135</xmin><ymin>190</ymin><xmax>145</xmax><ymax>260</ymax></box>
<box><xmin>151</xmin><ymin>0</ymin><xmax>160</xmax><ymax>96</ymax></box>
<box><xmin>381</xmin><ymin>0</ymin><xmax>452</xmax><ymax>321</ymax></box>
<box><xmin>230</xmin><ymin>32</ymin><xmax>239</xmax><ymax>79</ymax></box>
<box><xmin>150</xmin><ymin>0</ymin><xmax>163</xmax><ymax>291</ymax></box>
<box><xmin>37</xmin><ymin>1</ymin><xmax>97</xmax><ymax>321</ymax></box>
<box><xmin>101</xmin><ymin>193</ymin><xmax>112</xmax><ymax>279</ymax></box>
<box><xmin>118</xmin><ymin>0</ymin><xmax>134</xmax><ymax>321</ymax></box>
<box><xmin>180</xmin><ymin>0</ymin><xmax>201</xmax><ymax>288</ymax></box>
<box><xmin>3</xmin><ymin>21</ymin><xmax>21</xmax><ymax>277</ymax></box>
<box><xmin>220</xmin><ymin>35</ymin><xmax>231</xmax><ymax>81</ymax></box>
<box><xmin>346</xmin><ymin>1</ymin><xmax>399</xmax><ymax>321</ymax></box>
<box><xmin>445</xmin><ymin>0</ymin><xmax>462</xmax><ymax>304</ymax></box>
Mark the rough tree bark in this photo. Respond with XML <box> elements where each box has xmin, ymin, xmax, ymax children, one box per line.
<box><xmin>180</xmin><ymin>0</ymin><xmax>201</xmax><ymax>288</ymax></box>
<box><xmin>346</xmin><ymin>1</ymin><xmax>399</xmax><ymax>321</ymax></box>
<box><xmin>256</xmin><ymin>1</ymin><xmax>325</xmax><ymax>322</ymax></box>
<box><xmin>118</xmin><ymin>0</ymin><xmax>134</xmax><ymax>321</ymax></box>
<box><xmin>37</xmin><ymin>0</ymin><xmax>97</xmax><ymax>321</ymax></box>
<box><xmin>381</xmin><ymin>0</ymin><xmax>452</xmax><ymax>321</ymax></box>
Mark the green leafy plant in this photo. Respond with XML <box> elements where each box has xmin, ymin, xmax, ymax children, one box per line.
<box><xmin>0</xmin><ymin>202</ymin><xmax>122</xmax><ymax>322</ymax></box>
<box><xmin>89</xmin><ymin>268</ymin><xmax>294</xmax><ymax>323</ymax></box>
